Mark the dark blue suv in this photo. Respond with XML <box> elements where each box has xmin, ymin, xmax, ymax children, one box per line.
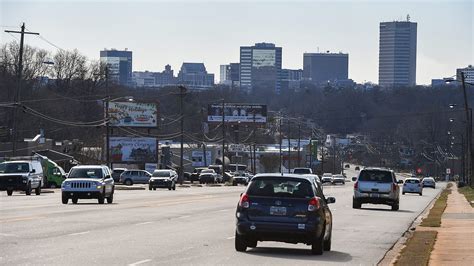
<box><xmin>235</xmin><ymin>174</ymin><xmax>335</xmax><ymax>255</ymax></box>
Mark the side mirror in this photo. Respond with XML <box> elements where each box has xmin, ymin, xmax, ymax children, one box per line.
<box><xmin>351</xmin><ymin>177</ymin><xmax>357</xmax><ymax>182</ymax></box>
<box><xmin>397</xmin><ymin>180</ymin><xmax>404</xmax><ymax>184</ymax></box>
<box><xmin>30</xmin><ymin>169</ymin><xmax>36</xmax><ymax>173</ymax></box>
<box><xmin>326</xmin><ymin>197</ymin><xmax>336</xmax><ymax>204</ymax></box>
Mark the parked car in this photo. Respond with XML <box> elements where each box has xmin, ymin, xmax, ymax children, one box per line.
<box><xmin>352</xmin><ymin>168</ymin><xmax>402</xmax><ymax>211</ymax></box>
<box><xmin>119</xmin><ymin>170</ymin><xmax>152</xmax><ymax>186</ymax></box>
<box><xmin>223</xmin><ymin>171</ymin><xmax>234</xmax><ymax>183</ymax></box>
<box><xmin>0</xmin><ymin>160</ymin><xmax>44</xmax><ymax>196</ymax></box>
<box><xmin>112</xmin><ymin>168</ymin><xmax>127</xmax><ymax>183</ymax></box>
<box><xmin>199</xmin><ymin>169</ymin><xmax>220</xmax><ymax>184</ymax></box>
<box><xmin>293</xmin><ymin>167</ymin><xmax>313</xmax><ymax>175</ymax></box>
<box><xmin>304</xmin><ymin>174</ymin><xmax>323</xmax><ymax>189</ymax></box>
<box><xmin>422</xmin><ymin>177</ymin><xmax>436</xmax><ymax>188</ymax></box>
<box><xmin>190</xmin><ymin>167</ymin><xmax>207</xmax><ymax>183</ymax></box>
<box><xmin>332</xmin><ymin>174</ymin><xmax>345</xmax><ymax>185</ymax></box>
<box><xmin>184</xmin><ymin>172</ymin><xmax>192</xmax><ymax>181</ymax></box>
<box><xmin>321</xmin><ymin>173</ymin><xmax>333</xmax><ymax>184</ymax></box>
<box><xmin>403</xmin><ymin>178</ymin><xmax>423</xmax><ymax>195</ymax></box>
<box><xmin>149</xmin><ymin>169</ymin><xmax>178</xmax><ymax>190</ymax></box>
<box><xmin>232</xmin><ymin>172</ymin><xmax>250</xmax><ymax>186</ymax></box>
<box><xmin>235</xmin><ymin>174</ymin><xmax>335</xmax><ymax>255</ymax></box>
<box><xmin>61</xmin><ymin>165</ymin><xmax>114</xmax><ymax>204</ymax></box>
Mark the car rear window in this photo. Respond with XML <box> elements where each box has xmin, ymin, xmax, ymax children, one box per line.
<box><xmin>293</xmin><ymin>168</ymin><xmax>311</xmax><ymax>174</ymax></box>
<box><xmin>358</xmin><ymin>170</ymin><xmax>393</xmax><ymax>183</ymax></box>
<box><xmin>406</xmin><ymin>179</ymin><xmax>420</xmax><ymax>184</ymax></box>
<box><xmin>247</xmin><ymin>177</ymin><xmax>314</xmax><ymax>198</ymax></box>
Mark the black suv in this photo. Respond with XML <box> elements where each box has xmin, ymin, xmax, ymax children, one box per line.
<box><xmin>235</xmin><ymin>174</ymin><xmax>335</xmax><ymax>255</ymax></box>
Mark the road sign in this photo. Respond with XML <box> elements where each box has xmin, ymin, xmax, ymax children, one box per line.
<box><xmin>228</xmin><ymin>144</ymin><xmax>245</xmax><ymax>152</ymax></box>
<box><xmin>446</xmin><ymin>168</ymin><xmax>451</xmax><ymax>174</ymax></box>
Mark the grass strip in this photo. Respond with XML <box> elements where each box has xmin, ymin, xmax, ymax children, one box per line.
<box><xmin>420</xmin><ymin>187</ymin><xmax>451</xmax><ymax>227</ymax></box>
<box><xmin>458</xmin><ymin>186</ymin><xmax>474</xmax><ymax>207</ymax></box>
<box><xmin>394</xmin><ymin>230</ymin><xmax>437</xmax><ymax>266</ymax></box>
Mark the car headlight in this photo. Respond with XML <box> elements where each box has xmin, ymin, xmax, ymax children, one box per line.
<box><xmin>62</xmin><ymin>182</ymin><xmax>71</xmax><ymax>188</ymax></box>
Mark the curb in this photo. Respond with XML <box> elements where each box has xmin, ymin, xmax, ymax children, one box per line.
<box><xmin>378</xmin><ymin>182</ymin><xmax>448</xmax><ymax>266</ymax></box>
<box><xmin>115</xmin><ymin>186</ymin><xmax>146</xmax><ymax>190</ymax></box>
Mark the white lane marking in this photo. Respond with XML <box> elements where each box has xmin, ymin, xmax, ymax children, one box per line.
<box><xmin>68</xmin><ymin>231</ymin><xmax>90</xmax><ymax>236</ymax></box>
<box><xmin>178</xmin><ymin>215</ymin><xmax>191</xmax><ymax>219</ymax></box>
<box><xmin>135</xmin><ymin>221</ymin><xmax>153</xmax><ymax>226</ymax></box>
<box><xmin>226</xmin><ymin>236</ymin><xmax>235</xmax><ymax>240</ymax></box>
<box><xmin>0</xmin><ymin>233</ymin><xmax>17</xmax><ymax>237</ymax></box>
<box><xmin>215</xmin><ymin>209</ymin><xmax>232</xmax><ymax>213</ymax></box>
<box><xmin>128</xmin><ymin>259</ymin><xmax>152</xmax><ymax>266</ymax></box>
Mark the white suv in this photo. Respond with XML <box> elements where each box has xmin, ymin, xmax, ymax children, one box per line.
<box><xmin>61</xmin><ymin>165</ymin><xmax>114</xmax><ymax>204</ymax></box>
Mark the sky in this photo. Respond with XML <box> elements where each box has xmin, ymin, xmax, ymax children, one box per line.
<box><xmin>1</xmin><ymin>0</ymin><xmax>472</xmax><ymax>85</ymax></box>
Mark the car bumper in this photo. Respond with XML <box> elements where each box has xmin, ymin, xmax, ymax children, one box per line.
<box><xmin>150</xmin><ymin>181</ymin><xmax>171</xmax><ymax>188</ymax></box>
<box><xmin>62</xmin><ymin>191</ymin><xmax>103</xmax><ymax>199</ymax></box>
<box><xmin>354</xmin><ymin>191</ymin><xmax>398</xmax><ymax>204</ymax></box>
<box><xmin>332</xmin><ymin>179</ymin><xmax>345</xmax><ymax>184</ymax></box>
<box><xmin>233</xmin><ymin>179</ymin><xmax>248</xmax><ymax>184</ymax></box>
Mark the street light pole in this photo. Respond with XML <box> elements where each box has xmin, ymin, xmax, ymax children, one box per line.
<box><xmin>179</xmin><ymin>85</ymin><xmax>187</xmax><ymax>184</ymax></box>
<box><xmin>221</xmin><ymin>98</ymin><xmax>225</xmax><ymax>176</ymax></box>
<box><xmin>105</xmin><ymin>66</ymin><xmax>110</xmax><ymax>168</ymax></box>
<box><xmin>459</xmin><ymin>72</ymin><xmax>473</xmax><ymax>187</ymax></box>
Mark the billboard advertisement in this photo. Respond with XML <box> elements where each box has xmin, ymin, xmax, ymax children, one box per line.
<box><xmin>109</xmin><ymin>137</ymin><xmax>157</xmax><ymax>162</ymax></box>
<box><xmin>108</xmin><ymin>102</ymin><xmax>158</xmax><ymax>127</ymax></box>
<box><xmin>191</xmin><ymin>151</ymin><xmax>212</xmax><ymax>167</ymax></box>
<box><xmin>207</xmin><ymin>104</ymin><xmax>267</xmax><ymax>124</ymax></box>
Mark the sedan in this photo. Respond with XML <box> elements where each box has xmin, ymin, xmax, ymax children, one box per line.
<box><xmin>422</xmin><ymin>177</ymin><xmax>436</xmax><ymax>188</ymax></box>
<box><xmin>402</xmin><ymin>178</ymin><xmax>423</xmax><ymax>196</ymax></box>
<box><xmin>149</xmin><ymin>169</ymin><xmax>177</xmax><ymax>190</ymax></box>
<box><xmin>332</xmin><ymin>174</ymin><xmax>345</xmax><ymax>185</ymax></box>
<box><xmin>235</xmin><ymin>174</ymin><xmax>335</xmax><ymax>255</ymax></box>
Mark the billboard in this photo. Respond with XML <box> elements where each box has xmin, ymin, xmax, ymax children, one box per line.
<box><xmin>207</xmin><ymin>104</ymin><xmax>267</xmax><ymax>124</ymax></box>
<box><xmin>191</xmin><ymin>151</ymin><xmax>212</xmax><ymax>167</ymax></box>
<box><xmin>108</xmin><ymin>102</ymin><xmax>158</xmax><ymax>127</ymax></box>
<box><xmin>109</xmin><ymin>137</ymin><xmax>157</xmax><ymax>162</ymax></box>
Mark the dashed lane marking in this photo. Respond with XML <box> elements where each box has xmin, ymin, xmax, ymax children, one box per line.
<box><xmin>67</xmin><ymin>231</ymin><xmax>90</xmax><ymax>236</ymax></box>
<box><xmin>128</xmin><ymin>259</ymin><xmax>152</xmax><ymax>266</ymax></box>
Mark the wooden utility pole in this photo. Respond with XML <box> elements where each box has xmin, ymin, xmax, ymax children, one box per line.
<box><xmin>5</xmin><ymin>23</ymin><xmax>39</xmax><ymax>156</ymax></box>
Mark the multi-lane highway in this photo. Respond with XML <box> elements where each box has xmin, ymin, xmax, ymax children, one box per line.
<box><xmin>0</xmin><ymin>169</ymin><xmax>445</xmax><ymax>265</ymax></box>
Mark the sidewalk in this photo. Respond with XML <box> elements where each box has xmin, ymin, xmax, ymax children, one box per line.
<box><xmin>428</xmin><ymin>183</ymin><xmax>474</xmax><ymax>266</ymax></box>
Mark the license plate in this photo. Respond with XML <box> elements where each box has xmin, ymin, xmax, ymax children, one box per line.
<box><xmin>370</xmin><ymin>193</ymin><xmax>380</xmax><ymax>198</ymax></box>
<box><xmin>269</xmin><ymin>206</ymin><xmax>287</xmax><ymax>216</ymax></box>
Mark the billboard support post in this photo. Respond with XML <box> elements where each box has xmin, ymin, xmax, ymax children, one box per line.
<box><xmin>222</xmin><ymin>98</ymin><xmax>225</xmax><ymax>175</ymax></box>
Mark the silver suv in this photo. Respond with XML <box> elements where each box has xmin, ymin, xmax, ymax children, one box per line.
<box><xmin>61</xmin><ymin>165</ymin><xmax>114</xmax><ymax>204</ymax></box>
<box><xmin>352</xmin><ymin>168</ymin><xmax>402</xmax><ymax>211</ymax></box>
<box><xmin>120</xmin><ymin>170</ymin><xmax>151</xmax><ymax>185</ymax></box>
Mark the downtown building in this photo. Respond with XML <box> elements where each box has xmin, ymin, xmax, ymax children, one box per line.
<box><xmin>303</xmin><ymin>52</ymin><xmax>349</xmax><ymax>85</ymax></box>
<box><xmin>219</xmin><ymin>63</ymin><xmax>240</xmax><ymax>87</ymax></box>
<box><xmin>378</xmin><ymin>18</ymin><xmax>417</xmax><ymax>87</ymax></box>
<box><xmin>177</xmin><ymin>63</ymin><xmax>214</xmax><ymax>90</ymax></box>
<box><xmin>100</xmin><ymin>49</ymin><xmax>133</xmax><ymax>86</ymax></box>
<box><xmin>132</xmin><ymin>64</ymin><xmax>177</xmax><ymax>88</ymax></box>
<box><xmin>456</xmin><ymin>65</ymin><xmax>474</xmax><ymax>83</ymax></box>
<box><xmin>239</xmin><ymin>42</ymin><xmax>282</xmax><ymax>93</ymax></box>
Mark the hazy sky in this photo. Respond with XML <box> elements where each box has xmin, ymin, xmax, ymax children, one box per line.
<box><xmin>1</xmin><ymin>0</ymin><xmax>472</xmax><ymax>84</ymax></box>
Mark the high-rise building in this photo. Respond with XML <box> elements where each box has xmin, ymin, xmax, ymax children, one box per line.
<box><xmin>219</xmin><ymin>63</ymin><xmax>240</xmax><ymax>86</ymax></box>
<box><xmin>177</xmin><ymin>63</ymin><xmax>214</xmax><ymax>89</ymax></box>
<box><xmin>132</xmin><ymin>65</ymin><xmax>176</xmax><ymax>88</ymax></box>
<box><xmin>239</xmin><ymin>42</ymin><xmax>282</xmax><ymax>93</ymax></box>
<box><xmin>378</xmin><ymin>17</ymin><xmax>417</xmax><ymax>87</ymax></box>
<box><xmin>303</xmin><ymin>52</ymin><xmax>348</xmax><ymax>85</ymax></box>
<box><xmin>100</xmin><ymin>49</ymin><xmax>132</xmax><ymax>86</ymax></box>
<box><xmin>281</xmin><ymin>69</ymin><xmax>303</xmax><ymax>90</ymax></box>
<box><xmin>456</xmin><ymin>65</ymin><xmax>474</xmax><ymax>83</ymax></box>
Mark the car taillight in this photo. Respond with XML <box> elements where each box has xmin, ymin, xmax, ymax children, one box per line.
<box><xmin>354</xmin><ymin>181</ymin><xmax>358</xmax><ymax>190</ymax></box>
<box><xmin>392</xmin><ymin>183</ymin><xmax>397</xmax><ymax>191</ymax></box>
<box><xmin>308</xmin><ymin>197</ymin><xmax>320</xmax><ymax>211</ymax></box>
<box><xmin>239</xmin><ymin>193</ymin><xmax>250</xmax><ymax>208</ymax></box>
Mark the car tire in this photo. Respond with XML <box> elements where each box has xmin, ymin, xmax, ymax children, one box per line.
<box><xmin>419</xmin><ymin>192</ymin><xmax>423</xmax><ymax>196</ymax></box>
<box><xmin>107</xmin><ymin>193</ymin><xmax>113</xmax><ymax>204</ymax></box>
<box><xmin>7</xmin><ymin>189</ymin><xmax>13</xmax><ymax>196</ymax></box>
<box><xmin>402</xmin><ymin>191</ymin><xmax>405</xmax><ymax>195</ymax></box>
<box><xmin>25</xmin><ymin>183</ymin><xmax>32</xmax><ymax>195</ymax></box>
<box><xmin>352</xmin><ymin>198</ymin><xmax>361</xmax><ymax>209</ymax></box>
<box><xmin>324</xmin><ymin>228</ymin><xmax>332</xmax><ymax>251</ymax></box>
<box><xmin>62</xmin><ymin>194</ymin><xmax>68</xmax><ymax>204</ymax></box>
<box><xmin>247</xmin><ymin>238</ymin><xmax>257</xmax><ymax>248</ymax></box>
<box><xmin>72</xmin><ymin>198</ymin><xmax>78</xmax><ymax>204</ymax></box>
<box><xmin>153</xmin><ymin>188</ymin><xmax>156</xmax><ymax>190</ymax></box>
<box><xmin>124</xmin><ymin>179</ymin><xmax>133</xmax><ymax>186</ymax></box>
<box><xmin>173</xmin><ymin>183</ymin><xmax>176</xmax><ymax>190</ymax></box>
<box><xmin>391</xmin><ymin>203</ymin><xmax>399</xmax><ymax>211</ymax></box>
<box><xmin>35</xmin><ymin>183</ymin><xmax>41</xmax><ymax>195</ymax></box>
<box><xmin>311</xmin><ymin>229</ymin><xmax>325</xmax><ymax>255</ymax></box>
<box><xmin>233</xmin><ymin>181</ymin><xmax>237</xmax><ymax>186</ymax></box>
<box><xmin>98</xmin><ymin>191</ymin><xmax>105</xmax><ymax>204</ymax></box>
<box><xmin>235</xmin><ymin>232</ymin><xmax>247</xmax><ymax>252</ymax></box>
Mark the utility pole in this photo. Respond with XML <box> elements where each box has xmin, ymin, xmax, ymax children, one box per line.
<box><xmin>288</xmin><ymin>119</ymin><xmax>291</xmax><ymax>173</ymax></box>
<box><xmin>105</xmin><ymin>66</ymin><xmax>110</xmax><ymax>168</ymax></box>
<box><xmin>221</xmin><ymin>99</ymin><xmax>226</xmax><ymax>176</ymax></box>
<box><xmin>321</xmin><ymin>143</ymin><xmax>325</xmax><ymax>173</ymax></box>
<box><xmin>178</xmin><ymin>85</ymin><xmax>187</xmax><ymax>184</ymax></box>
<box><xmin>5</xmin><ymin>23</ymin><xmax>39</xmax><ymax>156</ymax></box>
<box><xmin>253</xmin><ymin>112</ymin><xmax>257</xmax><ymax>174</ymax></box>
<box><xmin>279</xmin><ymin>115</ymin><xmax>282</xmax><ymax>174</ymax></box>
<box><xmin>460</xmin><ymin>72</ymin><xmax>473</xmax><ymax>187</ymax></box>
<box><xmin>297</xmin><ymin>122</ymin><xmax>301</xmax><ymax>167</ymax></box>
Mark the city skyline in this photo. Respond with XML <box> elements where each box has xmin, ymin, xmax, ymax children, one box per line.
<box><xmin>1</xmin><ymin>0</ymin><xmax>472</xmax><ymax>85</ymax></box>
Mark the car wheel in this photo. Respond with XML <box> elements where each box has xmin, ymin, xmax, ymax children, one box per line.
<box><xmin>323</xmin><ymin>227</ymin><xmax>332</xmax><ymax>251</ymax></box>
<box><xmin>247</xmin><ymin>238</ymin><xmax>257</xmax><ymax>248</ymax></box>
<box><xmin>173</xmin><ymin>183</ymin><xmax>176</xmax><ymax>190</ymax></box>
<box><xmin>391</xmin><ymin>203</ymin><xmax>399</xmax><ymax>211</ymax></box>
<box><xmin>352</xmin><ymin>198</ymin><xmax>361</xmax><ymax>209</ymax></box>
<box><xmin>233</xmin><ymin>181</ymin><xmax>237</xmax><ymax>186</ymax></box>
<box><xmin>35</xmin><ymin>183</ymin><xmax>41</xmax><ymax>195</ymax></box>
<box><xmin>311</xmin><ymin>229</ymin><xmax>325</xmax><ymax>255</ymax></box>
<box><xmin>25</xmin><ymin>183</ymin><xmax>32</xmax><ymax>195</ymax></box>
<box><xmin>7</xmin><ymin>189</ymin><xmax>13</xmax><ymax>196</ymax></box>
<box><xmin>98</xmin><ymin>191</ymin><xmax>105</xmax><ymax>204</ymax></box>
<box><xmin>50</xmin><ymin>183</ymin><xmax>57</xmax><ymax>189</ymax></box>
<box><xmin>62</xmin><ymin>194</ymin><xmax>68</xmax><ymax>204</ymax></box>
<box><xmin>153</xmin><ymin>188</ymin><xmax>156</xmax><ymax>190</ymax></box>
<box><xmin>402</xmin><ymin>191</ymin><xmax>405</xmax><ymax>195</ymax></box>
<box><xmin>235</xmin><ymin>232</ymin><xmax>247</xmax><ymax>252</ymax></box>
<box><xmin>149</xmin><ymin>185</ymin><xmax>152</xmax><ymax>190</ymax></box>
<box><xmin>419</xmin><ymin>192</ymin><xmax>423</xmax><ymax>196</ymax></box>
<box><xmin>72</xmin><ymin>198</ymin><xmax>78</xmax><ymax>204</ymax></box>
<box><xmin>107</xmin><ymin>193</ymin><xmax>113</xmax><ymax>204</ymax></box>
<box><xmin>124</xmin><ymin>179</ymin><xmax>133</xmax><ymax>186</ymax></box>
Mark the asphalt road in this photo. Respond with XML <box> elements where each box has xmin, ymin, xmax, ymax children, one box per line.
<box><xmin>1</xmin><ymin>169</ymin><xmax>445</xmax><ymax>266</ymax></box>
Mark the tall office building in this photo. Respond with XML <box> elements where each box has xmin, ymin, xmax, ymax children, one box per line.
<box><xmin>177</xmin><ymin>63</ymin><xmax>214</xmax><ymax>89</ymax></box>
<box><xmin>378</xmin><ymin>18</ymin><xmax>417</xmax><ymax>87</ymax></box>
<box><xmin>303</xmin><ymin>52</ymin><xmax>348</xmax><ymax>85</ymax></box>
<box><xmin>100</xmin><ymin>49</ymin><xmax>133</xmax><ymax>86</ymax></box>
<box><xmin>240</xmin><ymin>42</ymin><xmax>282</xmax><ymax>93</ymax></box>
<box><xmin>457</xmin><ymin>65</ymin><xmax>474</xmax><ymax>83</ymax></box>
<box><xmin>219</xmin><ymin>63</ymin><xmax>240</xmax><ymax>86</ymax></box>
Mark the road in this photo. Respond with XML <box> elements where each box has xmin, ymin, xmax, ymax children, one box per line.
<box><xmin>1</xmin><ymin>169</ymin><xmax>445</xmax><ymax>265</ymax></box>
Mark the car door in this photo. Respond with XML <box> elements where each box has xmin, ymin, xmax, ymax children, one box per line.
<box><xmin>143</xmin><ymin>171</ymin><xmax>151</xmax><ymax>183</ymax></box>
<box><xmin>315</xmin><ymin>183</ymin><xmax>332</xmax><ymax>238</ymax></box>
<box><xmin>103</xmin><ymin>168</ymin><xmax>114</xmax><ymax>194</ymax></box>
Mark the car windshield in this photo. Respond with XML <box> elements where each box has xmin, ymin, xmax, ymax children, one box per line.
<box><xmin>293</xmin><ymin>168</ymin><xmax>311</xmax><ymax>174</ymax></box>
<box><xmin>0</xmin><ymin>162</ymin><xmax>30</xmax><ymax>173</ymax></box>
<box><xmin>359</xmin><ymin>170</ymin><xmax>393</xmax><ymax>183</ymax></box>
<box><xmin>201</xmin><ymin>169</ymin><xmax>214</xmax><ymax>174</ymax></box>
<box><xmin>247</xmin><ymin>177</ymin><xmax>314</xmax><ymax>198</ymax></box>
<box><xmin>323</xmin><ymin>173</ymin><xmax>332</xmax><ymax>177</ymax></box>
<box><xmin>153</xmin><ymin>171</ymin><xmax>170</xmax><ymax>177</ymax></box>
<box><xmin>68</xmin><ymin>168</ymin><xmax>103</xmax><ymax>179</ymax></box>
